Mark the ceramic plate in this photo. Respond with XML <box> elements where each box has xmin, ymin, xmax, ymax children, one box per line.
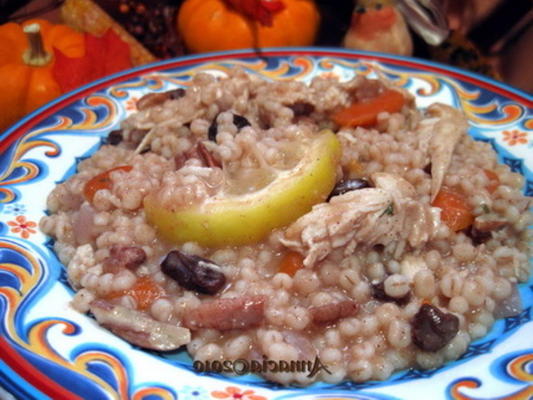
<box><xmin>0</xmin><ymin>49</ymin><xmax>531</xmax><ymax>400</ymax></box>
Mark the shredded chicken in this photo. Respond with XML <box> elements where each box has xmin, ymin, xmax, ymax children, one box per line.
<box><xmin>90</xmin><ymin>300</ymin><xmax>191</xmax><ymax>351</ymax></box>
<box><xmin>417</xmin><ymin>103</ymin><xmax>468</xmax><ymax>201</ymax></box>
<box><xmin>280</xmin><ymin>173</ymin><xmax>440</xmax><ymax>267</ymax></box>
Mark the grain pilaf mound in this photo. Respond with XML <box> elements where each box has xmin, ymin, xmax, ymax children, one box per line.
<box><xmin>40</xmin><ymin>68</ymin><xmax>532</xmax><ymax>385</ymax></box>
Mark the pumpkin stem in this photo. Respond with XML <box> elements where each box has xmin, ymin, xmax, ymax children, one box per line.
<box><xmin>22</xmin><ymin>23</ymin><xmax>52</xmax><ymax>67</ymax></box>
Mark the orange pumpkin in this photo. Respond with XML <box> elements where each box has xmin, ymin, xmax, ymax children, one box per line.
<box><xmin>177</xmin><ymin>0</ymin><xmax>320</xmax><ymax>53</ymax></box>
<box><xmin>0</xmin><ymin>19</ymin><xmax>84</xmax><ymax>131</ymax></box>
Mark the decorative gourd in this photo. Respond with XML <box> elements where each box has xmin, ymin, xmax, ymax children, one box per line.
<box><xmin>177</xmin><ymin>0</ymin><xmax>320</xmax><ymax>53</ymax></box>
<box><xmin>0</xmin><ymin>19</ymin><xmax>84</xmax><ymax>131</ymax></box>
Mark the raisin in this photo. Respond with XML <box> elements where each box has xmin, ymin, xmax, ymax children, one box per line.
<box><xmin>372</xmin><ymin>281</ymin><xmax>410</xmax><ymax>306</ymax></box>
<box><xmin>208</xmin><ymin>119</ymin><xmax>218</xmax><ymax>142</ymax></box>
<box><xmin>168</xmin><ymin>88</ymin><xmax>186</xmax><ymax>100</ymax></box>
<box><xmin>465</xmin><ymin>225</ymin><xmax>492</xmax><ymax>245</ymax></box>
<box><xmin>328</xmin><ymin>179</ymin><xmax>372</xmax><ymax>200</ymax></box>
<box><xmin>106</xmin><ymin>130</ymin><xmax>123</xmax><ymax>145</ymax></box>
<box><xmin>233</xmin><ymin>114</ymin><xmax>251</xmax><ymax>129</ymax></box>
<box><xmin>288</xmin><ymin>101</ymin><xmax>315</xmax><ymax>117</ymax></box>
<box><xmin>209</xmin><ymin>113</ymin><xmax>250</xmax><ymax>142</ymax></box>
<box><xmin>161</xmin><ymin>250</ymin><xmax>226</xmax><ymax>295</ymax></box>
<box><xmin>412</xmin><ymin>304</ymin><xmax>459</xmax><ymax>352</ymax></box>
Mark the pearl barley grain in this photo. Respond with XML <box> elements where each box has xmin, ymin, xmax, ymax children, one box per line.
<box><xmin>384</xmin><ymin>274</ymin><xmax>410</xmax><ymax>298</ymax></box>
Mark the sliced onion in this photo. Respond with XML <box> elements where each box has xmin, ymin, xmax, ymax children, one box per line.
<box><xmin>73</xmin><ymin>203</ymin><xmax>96</xmax><ymax>245</ymax></box>
<box><xmin>493</xmin><ymin>284</ymin><xmax>523</xmax><ymax>319</ymax></box>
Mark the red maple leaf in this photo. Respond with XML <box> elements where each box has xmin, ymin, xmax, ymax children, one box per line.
<box><xmin>224</xmin><ymin>0</ymin><xmax>285</xmax><ymax>26</ymax></box>
<box><xmin>53</xmin><ymin>29</ymin><xmax>132</xmax><ymax>93</ymax></box>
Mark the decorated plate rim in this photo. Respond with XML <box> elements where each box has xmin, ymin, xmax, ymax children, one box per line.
<box><xmin>0</xmin><ymin>47</ymin><xmax>531</xmax><ymax>400</ymax></box>
<box><xmin>1</xmin><ymin>47</ymin><xmax>531</xmax><ymax>146</ymax></box>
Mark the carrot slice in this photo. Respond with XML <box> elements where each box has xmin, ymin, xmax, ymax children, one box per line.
<box><xmin>83</xmin><ymin>165</ymin><xmax>132</xmax><ymax>202</ymax></box>
<box><xmin>106</xmin><ymin>276</ymin><xmax>164</xmax><ymax>311</ymax></box>
<box><xmin>432</xmin><ymin>188</ymin><xmax>474</xmax><ymax>232</ymax></box>
<box><xmin>278</xmin><ymin>251</ymin><xmax>304</xmax><ymax>276</ymax></box>
<box><xmin>483</xmin><ymin>169</ymin><xmax>500</xmax><ymax>194</ymax></box>
<box><xmin>332</xmin><ymin>89</ymin><xmax>406</xmax><ymax>128</ymax></box>
<box><xmin>127</xmin><ymin>276</ymin><xmax>164</xmax><ymax>311</ymax></box>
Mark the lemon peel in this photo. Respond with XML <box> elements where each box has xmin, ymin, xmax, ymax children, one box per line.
<box><xmin>143</xmin><ymin>130</ymin><xmax>341</xmax><ymax>247</ymax></box>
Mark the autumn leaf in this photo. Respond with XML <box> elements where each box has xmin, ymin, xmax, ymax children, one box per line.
<box><xmin>53</xmin><ymin>29</ymin><xmax>132</xmax><ymax>93</ymax></box>
<box><xmin>224</xmin><ymin>0</ymin><xmax>285</xmax><ymax>26</ymax></box>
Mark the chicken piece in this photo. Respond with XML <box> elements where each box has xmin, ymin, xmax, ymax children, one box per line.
<box><xmin>280</xmin><ymin>173</ymin><xmax>440</xmax><ymax>267</ymax></box>
<box><xmin>402</xmin><ymin>200</ymin><xmax>441</xmax><ymax>247</ymax></box>
<box><xmin>183</xmin><ymin>296</ymin><xmax>265</xmax><ymax>331</ymax></box>
<box><xmin>90</xmin><ymin>300</ymin><xmax>190</xmax><ymax>351</ymax></box>
<box><xmin>417</xmin><ymin>104</ymin><xmax>468</xmax><ymax>201</ymax></box>
<box><xmin>281</xmin><ymin>187</ymin><xmax>392</xmax><ymax>267</ymax></box>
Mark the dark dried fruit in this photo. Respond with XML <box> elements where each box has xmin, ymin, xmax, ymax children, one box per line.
<box><xmin>412</xmin><ymin>304</ymin><xmax>459</xmax><ymax>352</ymax></box>
<box><xmin>161</xmin><ymin>250</ymin><xmax>226</xmax><ymax>295</ymax></box>
<box><xmin>208</xmin><ymin>113</ymin><xmax>251</xmax><ymax>142</ymax></box>
<box><xmin>208</xmin><ymin>119</ymin><xmax>218</xmax><ymax>142</ymax></box>
<box><xmin>288</xmin><ymin>101</ymin><xmax>315</xmax><ymax>117</ymax></box>
<box><xmin>106</xmin><ymin>130</ymin><xmax>123</xmax><ymax>145</ymax></box>
<box><xmin>233</xmin><ymin>114</ymin><xmax>251</xmax><ymax>129</ymax></box>
<box><xmin>372</xmin><ymin>281</ymin><xmax>410</xmax><ymax>306</ymax></box>
<box><xmin>328</xmin><ymin>178</ymin><xmax>371</xmax><ymax>200</ymax></box>
<box><xmin>168</xmin><ymin>88</ymin><xmax>186</xmax><ymax>100</ymax></box>
<box><xmin>465</xmin><ymin>225</ymin><xmax>492</xmax><ymax>245</ymax></box>
<box><xmin>465</xmin><ymin>218</ymin><xmax>508</xmax><ymax>246</ymax></box>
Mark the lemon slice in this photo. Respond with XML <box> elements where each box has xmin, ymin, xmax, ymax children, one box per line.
<box><xmin>143</xmin><ymin>130</ymin><xmax>341</xmax><ymax>247</ymax></box>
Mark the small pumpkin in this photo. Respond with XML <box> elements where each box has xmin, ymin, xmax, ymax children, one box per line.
<box><xmin>0</xmin><ymin>19</ymin><xmax>84</xmax><ymax>131</ymax></box>
<box><xmin>177</xmin><ymin>0</ymin><xmax>320</xmax><ymax>53</ymax></box>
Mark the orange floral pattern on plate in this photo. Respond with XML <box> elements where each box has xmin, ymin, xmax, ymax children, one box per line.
<box><xmin>7</xmin><ymin>215</ymin><xmax>37</xmax><ymax>239</ymax></box>
<box><xmin>211</xmin><ymin>386</ymin><xmax>267</xmax><ymax>400</ymax></box>
<box><xmin>502</xmin><ymin>129</ymin><xmax>528</xmax><ymax>146</ymax></box>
